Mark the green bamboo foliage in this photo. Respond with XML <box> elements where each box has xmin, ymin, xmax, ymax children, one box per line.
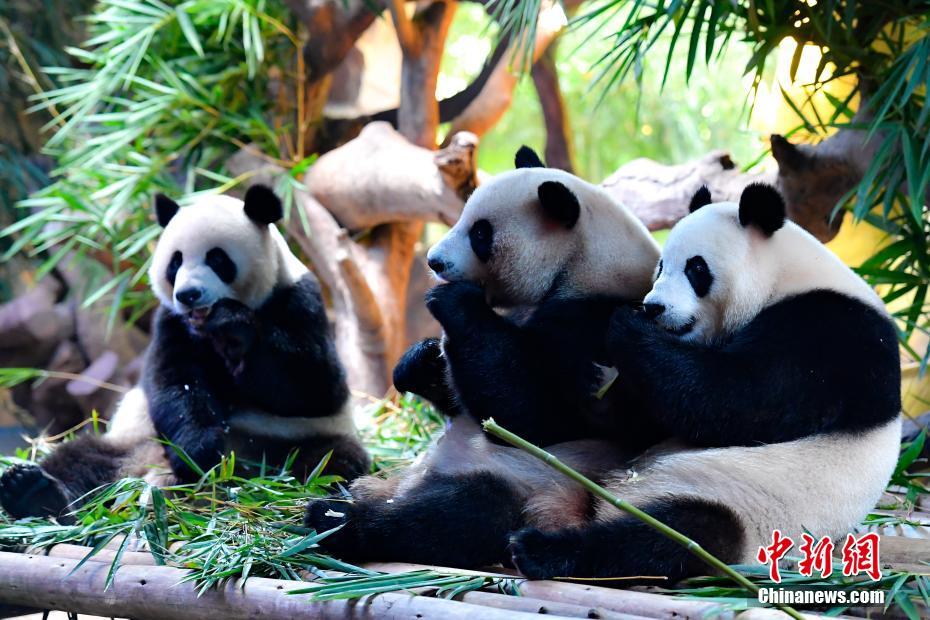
<box><xmin>1</xmin><ymin>0</ymin><xmax>311</xmax><ymax>325</ymax></box>
<box><xmin>490</xmin><ymin>0</ymin><xmax>930</xmax><ymax>367</ymax></box>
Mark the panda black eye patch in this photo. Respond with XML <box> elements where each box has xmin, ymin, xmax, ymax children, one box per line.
<box><xmin>685</xmin><ymin>255</ymin><xmax>712</xmax><ymax>298</ymax></box>
<box><xmin>166</xmin><ymin>251</ymin><xmax>182</xmax><ymax>286</ymax></box>
<box><xmin>206</xmin><ymin>247</ymin><xmax>237</xmax><ymax>284</ymax></box>
<box><xmin>469</xmin><ymin>219</ymin><xmax>493</xmax><ymax>262</ymax></box>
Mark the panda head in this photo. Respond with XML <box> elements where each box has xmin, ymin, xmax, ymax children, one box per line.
<box><xmin>149</xmin><ymin>185</ymin><xmax>306</xmax><ymax>328</ymax></box>
<box><xmin>426</xmin><ymin>146</ymin><xmax>659</xmax><ymax>307</ymax></box>
<box><xmin>643</xmin><ymin>183</ymin><xmax>883</xmax><ymax>343</ymax></box>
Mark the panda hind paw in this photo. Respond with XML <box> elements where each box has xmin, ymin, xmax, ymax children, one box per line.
<box><xmin>304</xmin><ymin>497</ymin><xmax>359</xmax><ymax>558</ymax></box>
<box><xmin>509</xmin><ymin>527</ymin><xmax>578</xmax><ymax>581</ymax></box>
<box><xmin>0</xmin><ymin>463</ymin><xmax>71</xmax><ymax>521</ymax></box>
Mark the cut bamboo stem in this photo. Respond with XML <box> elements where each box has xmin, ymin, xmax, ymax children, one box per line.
<box><xmin>482</xmin><ymin>419</ymin><xmax>805</xmax><ymax>620</ymax></box>
<box><xmin>0</xmin><ymin>551</ymin><xmax>577</xmax><ymax>620</ymax></box>
<box><xmin>365</xmin><ymin>561</ymin><xmax>735</xmax><ymax>620</ymax></box>
<box><xmin>43</xmin><ymin>545</ymin><xmax>735</xmax><ymax>619</ymax></box>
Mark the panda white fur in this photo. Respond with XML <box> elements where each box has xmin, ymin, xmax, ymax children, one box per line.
<box><xmin>393</xmin><ymin>145</ymin><xmax>661</xmax><ymax>445</ymax></box>
<box><xmin>508</xmin><ymin>183</ymin><xmax>902</xmax><ymax>580</ymax></box>
<box><xmin>0</xmin><ymin>185</ymin><xmax>368</xmax><ymax>520</ymax></box>
<box><xmin>305</xmin><ymin>147</ymin><xmax>663</xmax><ymax>567</ymax></box>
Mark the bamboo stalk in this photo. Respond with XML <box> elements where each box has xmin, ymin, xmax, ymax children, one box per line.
<box><xmin>482</xmin><ymin>419</ymin><xmax>805</xmax><ymax>620</ymax></box>
<box><xmin>47</xmin><ymin>544</ymin><xmax>734</xmax><ymax>619</ymax></box>
<box><xmin>0</xmin><ymin>552</ymin><xmax>576</xmax><ymax>620</ymax></box>
<box><xmin>366</xmin><ymin>562</ymin><xmax>734</xmax><ymax>620</ymax></box>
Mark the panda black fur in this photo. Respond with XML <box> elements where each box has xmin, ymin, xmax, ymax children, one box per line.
<box><xmin>508</xmin><ymin>183</ymin><xmax>902</xmax><ymax>581</ymax></box>
<box><xmin>394</xmin><ymin>145</ymin><xmax>662</xmax><ymax>446</ymax></box>
<box><xmin>305</xmin><ymin>147</ymin><xmax>663</xmax><ymax>567</ymax></box>
<box><xmin>0</xmin><ymin>186</ymin><xmax>369</xmax><ymax>521</ymax></box>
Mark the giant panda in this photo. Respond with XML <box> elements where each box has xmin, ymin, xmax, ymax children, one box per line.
<box><xmin>0</xmin><ymin>185</ymin><xmax>369</xmax><ymax>521</ymax></box>
<box><xmin>508</xmin><ymin>183</ymin><xmax>902</xmax><ymax>581</ymax></box>
<box><xmin>393</xmin><ymin>145</ymin><xmax>662</xmax><ymax>446</ymax></box>
<box><xmin>304</xmin><ymin>147</ymin><xmax>663</xmax><ymax>567</ymax></box>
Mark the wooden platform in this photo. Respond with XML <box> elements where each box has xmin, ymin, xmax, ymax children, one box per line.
<box><xmin>0</xmin><ymin>536</ymin><xmax>927</xmax><ymax>620</ymax></box>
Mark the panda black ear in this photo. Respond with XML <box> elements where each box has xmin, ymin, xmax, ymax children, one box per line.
<box><xmin>738</xmin><ymin>183</ymin><xmax>786</xmax><ymax>236</ymax></box>
<box><xmin>154</xmin><ymin>194</ymin><xmax>179</xmax><ymax>227</ymax></box>
<box><xmin>243</xmin><ymin>184</ymin><xmax>283</xmax><ymax>225</ymax></box>
<box><xmin>538</xmin><ymin>181</ymin><xmax>580</xmax><ymax>229</ymax></box>
<box><xmin>515</xmin><ymin>145</ymin><xmax>545</xmax><ymax>169</ymax></box>
<box><xmin>688</xmin><ymin>185</ymin><xmax>712</xmax><ymax>213</ymax></box>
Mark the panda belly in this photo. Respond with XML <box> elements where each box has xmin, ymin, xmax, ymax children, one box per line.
<box><xmin>104</xmin><ymin>387</ymin><xmax>175</xmax><ymax>486</ymax></box>
<box><xmin>381</xmin><ymin>415</ymin><xmax>634</xmax><ymax>531</ymax></box>
<box><xmin>224</xmin><ymin>405</ymin><xmax>368</xmax><ymax>480</ymax></box>
<box><xmin>596</xmin><ymin>416</ymin><xmax>902</xmax><ymax>562</ymax></box>
<box><xmin>106</xmin><ymin>389</ymin><xmax>366</xmax><ymax>484</ymax></box>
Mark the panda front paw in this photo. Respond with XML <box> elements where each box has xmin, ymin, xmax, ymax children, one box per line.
<box><xmin>425</xmin><ymin>282</ymin><xmax>488</xmax><ymax>330</ymax></box>
<box><xmin>0</xmin><ymin>463</ymin><xmax>72</xmax><ymax>521</ymax></box>
<box><xmin>304</xmin><ymin>497</ymin><xmax>360</xmax><ymax>558</ymax></box>
<box><xmin>606</xmin><ymin>306</ymin><xmax>652</xmax><ymax>361</ymax></box>
<box><xmin>166</xmin><ymin>427</ymin><xmax>225</xmax><ymax>482</ymax></box>
<box><xmin>393</xmin><ymin>338</ymin><xmax>456</xmax><ymax>410</ymax></box>
<box><xmin>204</xmin><ymin>299</ymin><xmax>257</xmax><ymax>375</ymax></box>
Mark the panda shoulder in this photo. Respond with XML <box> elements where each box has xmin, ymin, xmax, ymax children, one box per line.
<box><xmin>260</xmin><ymin>272</ymin><xmax>326</xmax><ymax>320</ymax></box>
<box><xmin>747</xmin><ymin>290</ymin><xmax>896</xmax><ymax>351</ymax></box>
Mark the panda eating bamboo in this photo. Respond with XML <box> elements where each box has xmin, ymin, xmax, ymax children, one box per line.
<box><xmin>0</xmin><ymin>186</ymin><xmax>368</xmax><ymax>521</ymax></box>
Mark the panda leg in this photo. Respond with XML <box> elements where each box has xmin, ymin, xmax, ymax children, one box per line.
<box><xmin>0</xmin><ymin>435</ymin><xmax>127</xmax><ymax>521</ymax></box>
<box><xmin>509</xmin><ymin>497</ymin><xmax>744</xmax><ymax>582</ymax></box>
<box><xmin>305</xmin><ymin>471</ymin><xmax>525</xmax><ymax>568</ymax></box>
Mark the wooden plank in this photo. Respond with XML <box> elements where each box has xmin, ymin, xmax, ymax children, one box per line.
<box><xmin>0</xmin><ymin>552</ymin><xmax>576</xmax><ymax>620</ymax></box>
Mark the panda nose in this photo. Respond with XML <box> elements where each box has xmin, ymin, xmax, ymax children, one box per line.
<box><xmin>643</xmin><ymin>303</ymin><xmax>666</xmax><ymax>319</ymax></box>
<box><xmin>175</xmin><ymin>287</ymin><xmax>204</xmax><ymax>307</ymax></box>
<box><xmin>427</xmin><ymin>257</ymin><xmax>447</xmax><ymax>274</ymax></box>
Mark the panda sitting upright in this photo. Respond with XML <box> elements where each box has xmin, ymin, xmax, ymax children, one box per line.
<box><xmin>393</xmin><ymin>146</ymin><xmax>663</xmax><ymax>446</ymax></box>
<box><xmin>508</xmin><ymin>183</ymin><xmax>902</xmax><ymax>581</ymax></box>
<box><xmin>305</xmin><ymin>147</ymin><xmax>663</xmax><ymax>568</ymax></box>
<box><xmin>0</xmin><ymin>186</ymin><xmax>369</xmax><ymax>520</ymax></box>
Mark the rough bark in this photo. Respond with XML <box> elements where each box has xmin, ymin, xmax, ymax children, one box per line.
<box><xmin>227</xmin><ymin>130</ymin><xmax>478</xmax><ymax>397</ymax></box>
<box><xmin>601</xmin><ymin>151</ymin><xmax>770</xmax><ymax>232</ymax></box>
<box><xmin>601</xmin><ymin>126</ymin><xmax>882</xmax><ymax>244</ymax></box>
<box><xmin>442</xmin><ymin>0</ymin><xmax>566</xmax><ymax>143</ymax></box>
<box><xmin>304</xmin><ymin>122</ymin><xmax>477</xmax><ymax>229</ymax></box>
<box><xmin>325</xmin><ymin>0</ymin><xmax>455</xmax><ymax>396</ymax></box>
<box><xmin>531</xmin><ymin>43</ymin><xmax>573</xmax><ymax>172</ymax></box>
<box><xmin>284</xmin><ymin>0</ymin><xmax>378</xmax><ymax>83</ymax></box>
<box><xmin>770</xmin><ymin>127</ymin><xmax>879</xmax><ymax>243</ymax></box>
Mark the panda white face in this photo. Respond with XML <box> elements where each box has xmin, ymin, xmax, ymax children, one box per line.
<box><xmin>426</xmin><ymin>147</ymin><xmax>660</xmax><ymax>308</ymax></box>
<box><xmin>426</xmin><ymin>167</ymin><xmax>578</xmax><ymax>307</ymax></box>
<box><xmin>644</xmin><ymin>213</ymin><xmax>741</xmax><ymax>343</ymax></box>
<box><xmin>643</xmin><ymin>184</ymin><xmax>788</xmax><ymax>344</ymax></box>
<box><xmin>149</xmin><ymin>186</ymin><xmax>300</xmax><ymax>329</ymax></box>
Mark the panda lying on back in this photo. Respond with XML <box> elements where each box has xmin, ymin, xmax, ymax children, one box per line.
<box><xmin>509</xmin><ymin>183</ymin><xmax>902</xmax><ymax>580</ymax></box>
<box><xmin>0</xmin><ymin>186</ymin><xmax>368</xmax><ymax>520</ymax></box>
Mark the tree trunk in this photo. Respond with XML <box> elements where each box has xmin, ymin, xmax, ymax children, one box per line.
<box><xmin>531</xmin><ymin>43</ymin><xmax>573</xmax><ymax>172</ymax></box>
<box><xmin>442</xmin><ymin>0</ymin><xmax>566</xmax><ymax>142</ymax></box>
